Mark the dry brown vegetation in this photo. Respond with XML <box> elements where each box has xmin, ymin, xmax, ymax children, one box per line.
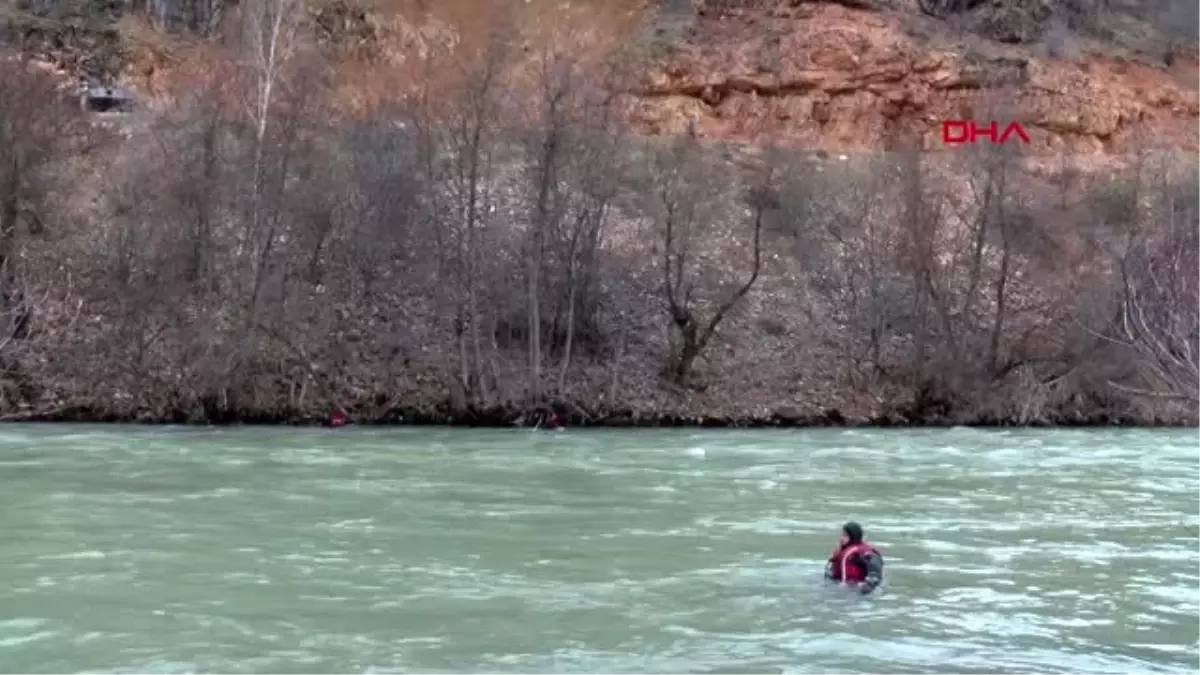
<box><xmin>0</xmin><ymin>0</ymin><xmax>1195</xmax><ymax>427</ymax></box>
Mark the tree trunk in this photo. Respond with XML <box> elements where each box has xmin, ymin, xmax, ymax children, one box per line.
<box><xmin>989</xmin><ymin>235</ymin><xmax>1012</xmax><ymax>375</ymax></box>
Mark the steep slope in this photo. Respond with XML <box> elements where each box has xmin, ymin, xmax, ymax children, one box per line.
<box><xmin>623</xmin><ymin>1</ymin><xmax>1198</xmax><ymax>153</ymax></box>
<box><xmin>6</xmin><ymin>0</ymin><xmax>1195</xmax><ymax>155</ymax></box>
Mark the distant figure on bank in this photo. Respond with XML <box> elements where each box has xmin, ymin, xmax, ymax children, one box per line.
<box><xmin>539</xmin><ymin>409</ymin><xmax>564</xmax><ymax>431</ymax></box>
<box><xmin>825</xmin><ymin>521</ymin><xmax>883</xmax><ymax>594</ymax></box>
<box><xmin>327</xmin><ymin>407</ymin><xmax>350</xmax><ymax>428</ymax></box>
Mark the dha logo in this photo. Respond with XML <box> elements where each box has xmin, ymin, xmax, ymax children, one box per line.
<box><xmin>941</xmin><ymin>120</ymin><xmax>1031</xmax><ymax>146</ymax></box>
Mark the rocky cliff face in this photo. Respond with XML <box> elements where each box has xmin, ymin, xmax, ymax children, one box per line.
<box><xmin>622</xmin><ymin>0</ymin><xmax>1198</xmax><ymax>154</ymax></box>
<box><xmin>9</xmin><ymin>0</ymin><xmax>1195</xmax><ymax>156</ymax></box>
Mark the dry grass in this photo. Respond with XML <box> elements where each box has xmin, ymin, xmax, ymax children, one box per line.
<box><xmin>109</xmin><ymin>0</ymin><xmax>655</xmax><ymax>116</ymax></box>
<box><xmin>315</xmin><ymin>0</ymin><xmax>652</xmax><ymax>113</ymax></box>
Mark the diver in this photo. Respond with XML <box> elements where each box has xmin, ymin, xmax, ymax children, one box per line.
<box><xmin>327</xmin><ymin>406</ymin><xmax>350</xmax><ymax>428</ymax></box>
<box><xmin>825</xmin><ymin>521</ymin><xmax>883</xmax><ymax>594</ymax></box>
<box><xmin>539</xmin><ymin>408</ymin><xmax>564</xmax><ymax>431</ymax></box>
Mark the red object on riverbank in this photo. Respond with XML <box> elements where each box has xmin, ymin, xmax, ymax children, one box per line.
<box><xmin>328</xmin><ymin>409</ymin><xmax>349</xmax><ymax>428</ymax></box>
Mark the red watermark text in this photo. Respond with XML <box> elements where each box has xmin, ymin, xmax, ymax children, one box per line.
<box><xmin>941</xmin><ymin>120</ymin><xmax>1031</xmax><ymax>146</ymax></box>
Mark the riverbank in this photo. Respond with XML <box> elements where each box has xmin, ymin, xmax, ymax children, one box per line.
<box><xmin>2</xmin><ymin>395</ymin><xmax>1191</xmax><ymax>428</ymax></box>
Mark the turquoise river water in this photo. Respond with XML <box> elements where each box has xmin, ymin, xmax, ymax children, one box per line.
<box><xmin>0</xmin><ymin>425</ymin><xmax>1197</xmax><ymax>673</ymax></box>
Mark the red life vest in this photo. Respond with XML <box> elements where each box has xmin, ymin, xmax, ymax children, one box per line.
<box><xmin>827</xmin><ymin>542</ymin><xmax>879</xmax><ymax>584</ymax></box>
<box><xmin>329</xmin><ymin>409</ymin><xmax>348</xmax><ymax>427</ymax></box>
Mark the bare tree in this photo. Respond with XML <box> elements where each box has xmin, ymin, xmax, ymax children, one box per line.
<box><xmin>552</xmin><ymin>94</ymin><xmax>624</xmax><ymax>391</ymax></box>
<box><xmin>425</xmin><ymin>23</ymin><xmax>513</xmax><ymax>407</ymax></box>
<box><xmin>186</xmin><ymin>0</ymin><xmax>226</xmax><ymax>35</ymax></box>
<box><xmin>213</xmin><ymin>0</ymin><xmax>317</xmax><ymax>412</ymax></box>
<box><xmin>882</xmin><ymin>89</ymin><xmax>1054</xmax><ymax>413</ymax></box>
<box><xmin>244</xmin><ymin>0</ymin><xmax>303</xmax><ymax>143</ymax></box>
<box><xmin>949</xmin><ymin>130</ymin><xmax>1034</xmax><ymax>379</ymax></box>
<box><xmin>522</xmin><ymin>37</ymin><xmax>572</xmax><ymax>402</ymax></box>
<box><xmin>93</xmin><ymin>78</ymin><xmax>244</xmax><ymax>419</ymax></box>
<box><xmin>149</xmin><ymin>77</ymin><xmax>234</xmax><ymax>293</ymax></box>
<box><xmin>786</xmin><ymin>153</ymin><xmax>898</xmax><ymax>387</ymax></box>
<box><xmin>1083</xmin><ymin>152</ymin><xmax>1199</xmax><ymax>403</ymax></box>
<box><xmin>0</xmin><ymin>57</ymin><xmax>79</xmax><ymax>359</ymax></box>
<box><xmin>647</xmin><ymin>137</ymin><xmax>772</xmax><ymax>385</ymax></box>
<box><xmin>327</xmin><ymin>113</ymin><xmax>433</xmax><ymax>301</ymax></box>
<box><xmin>891</xmin><ymin>146</ymin><xmax>946</xmax><ymax>391</ymax></box>
<box><xmin>521</xmin><ymin>27</ymin><xmax>627</xmax><ymax>398</ymax></box>
<box><xmin>241</xmin><ymin>0</ymin><xmax>304</xmax><ymax>266</ymax></box>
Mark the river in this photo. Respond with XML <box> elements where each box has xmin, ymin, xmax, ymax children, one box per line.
<box><xmin>0</xmin><ymin>425</ymin><xmax>1196</xmax><ymax>674</ymax></box>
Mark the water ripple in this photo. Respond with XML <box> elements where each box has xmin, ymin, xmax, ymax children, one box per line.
<box><xmin>0</xmin><ymin>424</ymin><xmax>1195</xmax><ymax>674</ymax></box>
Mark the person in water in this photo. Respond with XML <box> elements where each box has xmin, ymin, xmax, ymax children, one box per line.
<box><xmin>825</xmin><ymin>521</ymin><xmax>883</xmax><ymax>594</ymax></box>
<box><xmin>327</xmin><ymin>407</ymin><xmax>350</xmax><ymax>428</ymax></box>
<box><xmin>540</xmin><ymin>409</ymin><xmax>563</xmax><ymax>431</ymax></box>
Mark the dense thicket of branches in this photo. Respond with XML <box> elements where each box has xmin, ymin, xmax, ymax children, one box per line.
<box><xmin>0</xmin><ymin>25</ymin><xmax>1194</xmax><ymax>424</ymax></box>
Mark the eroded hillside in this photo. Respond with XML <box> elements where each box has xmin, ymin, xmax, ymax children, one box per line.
<box><xmin>5</xmin><ymin>0</ymin><xmax>1197</xmax><ymax>154</ymax></box>
<box><xmin>624</xmin><ymin>0</ymin><xmax>1198</xmax><ymax>153</ymax></box>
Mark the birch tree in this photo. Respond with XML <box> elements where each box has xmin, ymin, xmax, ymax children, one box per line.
<box><xmin>222</xmin><ymin>0</ymin><xmax>304</xmax><ymax>411</ymax></box>
<box><xmin>242</xmin><ymin>0</ymin><xmax>303</xmax><ymax>265</ymax></box>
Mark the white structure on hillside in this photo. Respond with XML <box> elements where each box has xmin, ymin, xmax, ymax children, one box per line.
<box><xmin>77</xmin><ymin>77</ymin><xmax>136</xmax><ymax>113</ymax></box>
